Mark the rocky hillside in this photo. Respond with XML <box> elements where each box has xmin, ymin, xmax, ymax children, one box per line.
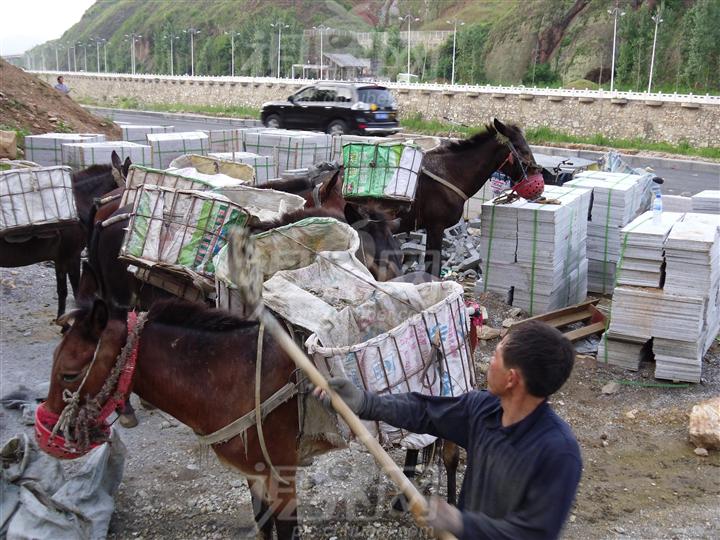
<box><xmin>25</xmin><ymin>0</ymin><xmax>720</xmax><ymax>92</ymax></box>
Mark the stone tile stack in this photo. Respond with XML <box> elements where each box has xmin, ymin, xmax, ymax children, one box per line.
<box><xmin>121</xmin><ymin>125</ymin><xmax>174</xmax><ymax>144</ymax></box>
<box><xmin>478</xmin><ymin>184</ymin><xmax>592</xmax><ymax>315</ymax></box>
<box><xmin>691</xmin><ymin>190</ymin><xmax>720</xmax><ymax>214</ymax></box>
<box><xmin>24</xmin><ymin>133</ymin><xmax>106</xmax><ymax>166</ymax></box>
<box><xmin>243</xmin><ymin>130</ymin><xmax>333</xmax><ymax>176</ymax></box>
<box><xmin>61</xmin><ymin>140</ymin><xmax>151</xmax><ymax>170</ymax></box>
<box><xmin>598</xmin><ymin>212</ymin><xmax>720</xmax><ymax>382</ymax></box>
<box><xmin>146</xmin><ymin>131</ymin><xmax>209</xmax><ymax>169</ymax></box>
<box><xmin>564</xmin><ymin>171</ymin><xmax>652</xmax><ymax>294</ymax></box>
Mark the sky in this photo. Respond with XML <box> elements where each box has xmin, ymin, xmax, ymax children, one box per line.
<box><xmin>0</xmin><ymin>0</ymin><xmax>96</xmax><ymax>55</ymax></box>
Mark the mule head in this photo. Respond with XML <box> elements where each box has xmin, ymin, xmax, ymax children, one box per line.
<box><xmin>492</xmin><ymin>119</ymin><xmax>544</xmax><ymax>200</ymax></box>
<box><xmin>344</xmin><ymin>202</ymin><xmax>403</xmax><ymax>282</ymax></box>
<box><xmin>318</xmin><ymin>169</ymin><xmax>346</xmax><ymax>214</ymax></box>
<box><xmin>110</xmin><ymin>150</ymin><xmax>131</xmax><ymax>187</ymax></box>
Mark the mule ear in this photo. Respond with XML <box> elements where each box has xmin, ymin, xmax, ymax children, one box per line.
<box><xmin>77</xmin><ymin>262</ymin><xmax>99</xmax><ymax>303</ymax></box>
<box><xmin>111</xmin><ymin>150</ymin><xmax>122</xmax><ymax>171</ymax></box>
<box><xmin>343</xmin><ymin>201</ymin><xmax>364</xmax><ymax>225</ymax></box>
<box><xmin>56</xmin><ymin>308</ymin><xmax>83</xmax><ymax>328</ymax></box>
<box><xmin>493</xmin><ymin>118</ymin><xmax>510</xmax><ymax>137</ymax></box>
<box><xmin>122</xmin><ymin>157</ymin><xmax>132</xmax><ymax>178</ymax></box>
<box><xmin>88</xmin><ymin>298</ymin><xmax>109</xmax><ymax>338</ymax></box>
<box><xmin>322</xmin><ymin>170</ymin><xmax>340</xmax><ymax>198</ymax></box>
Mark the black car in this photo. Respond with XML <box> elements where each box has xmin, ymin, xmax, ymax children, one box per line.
<box><xmin>260</xmin><ymin>82</ymin><xmax>402</xmax><ymax>135</ymax></box>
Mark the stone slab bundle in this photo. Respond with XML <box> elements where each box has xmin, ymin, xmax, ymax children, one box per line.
<box><xmin>564</xmin><ymin>171</ymin><xmax>652</xmax><ymax>294</ymax></box>
<box><xmin>61</xmin><ymin>140</ymin><xmax>151</xmax><ymax>170</ymax></box>
<box><xmin>691</xmin><ymin>190</ymin><xmax>720</xmax><ymax>214</ymax></box>
<box><xmin>663</xmin><ymin>195</ymin><xmax>693</xmax><ymax>213</ymax></box>
<box><xmin>0</xmin><ymin>166</ymin><xmax>77</xmax><ymax>234</ymax></box>
<box><xmin>121</xmin><ymin>125</ymin><xmax>174</xmax><ymax>144</ymax></box>
<box><xmin>615</xmin><ymin>211</ymin><xmax>684</xmax><ymax>288</ymax></box>
<box><xmin>478</xmin><ymin>184</ymin><xmax>592</xmax><ymax>315</ymax></box>
<box><xmin>146</xmin><ymin>131</ymin><xmax>209</xmax><ymax>169</ymax></box>
<box><xmin>600</xmin><ymin>212</ymin><xmax>720</xmax><ymax>382</ymax></box>
<box><xmin>243</xmin><ymin>130</ymin><xmax>333</xmax><ymax>175</ymax></box>
<box><xmin>24</xmin><ymin>133</ymin><xmax>106</xmax><ymax>166</ymax></box>
<box><xmin>209</xmin><ymin>152</ymin><xmax>275</xmax><ymax>184</ymax></box>
<box><xmin>205</xmin><ymin>129</ymin><xmax>243</xmax><ymax>153</ymax></box>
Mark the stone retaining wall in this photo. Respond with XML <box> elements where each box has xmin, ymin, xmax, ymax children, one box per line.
<box><xmin>38</xmin><ymin>73</ymin><xmax>720</xmax><ymax>147</ymax></box>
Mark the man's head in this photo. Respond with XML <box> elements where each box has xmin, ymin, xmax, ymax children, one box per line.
<box><xmin>57</xmin><ymin>76</ymin><xmax>64</xmax><ymax>84</ymax></box>
<box><xmin>487</xmin><ymin>320</ymin><xmax>575</xmax><ymax>398</ymax></box>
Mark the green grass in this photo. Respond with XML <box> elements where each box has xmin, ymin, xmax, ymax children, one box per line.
<box><xmin>79</xmin><ymin>96</ymin><xmax>260</xmax><ymax>119</ymax></box>
<box><xmin>401</xmin><ymin>118</ymin><xmax>720</xmax><ymax>160</ymax></box>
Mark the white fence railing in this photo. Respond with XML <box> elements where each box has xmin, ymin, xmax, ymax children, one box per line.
<box><xmin>31</xmin><ymin>70</ymin><xmax>720</xmax><ymax>105</ymax></box>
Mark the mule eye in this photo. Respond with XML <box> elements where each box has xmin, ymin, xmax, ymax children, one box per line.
<box><xmin>61</xmin><ymin>373</ymin><xmax>82</xmax><ymax>383</ymax></box>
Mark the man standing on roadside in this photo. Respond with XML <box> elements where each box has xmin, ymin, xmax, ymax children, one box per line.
<box><xmin>54</xmin><ymin>76</ymin><xmax>70</xmax><ymax>94</ymax></box>
<box><xmin>315</xmin><ymin>320</ymin><xmax>582</xmax><ymax>539</ymax></box>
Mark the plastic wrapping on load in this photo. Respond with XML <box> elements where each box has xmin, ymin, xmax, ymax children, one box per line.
<box><xmin>208</xmin><ymin>152</ymin><xmax>275</xmax><ymax>184</ymax></box>
<box><xmin>0</xmin><ymin>166</ymin><xmax>77</xmax><ymax>235</ymax></box>
<box><xmin>61</xmin><ymin>140</ymin><xmax>151</xmax><ymax>170</ymax></box>
<box><xmin>168</xmin><ymin>154</ymin><xmax>255</xmax><ymax>184</ymax></box>
<box><xmin>342</xmin><ymin>142</ymin><xmax>423</xmax><ymax>201</ymax></box>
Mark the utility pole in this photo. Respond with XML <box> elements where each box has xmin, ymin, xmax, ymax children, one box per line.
<box><xmin>164</xmin><ymin>33</ymin><xmax>179</xmax><ymax>75</ymax></box>
<box><xmin>270</xmin><ymin>22</ymin><xmax>289</xmax><ymax>78</ymax></box>
<box><xmin>446</xmin><ymin>18</ymin><xmax>464</xmax><ymax>85</ymax></box>
<box><xmin>312</xmin><ymin>25</ymin><xmax>331</xmax><ymax>79</ymax></box>
<box><xmin>224</xmin><ymin>30</ymin><xmax>240</xmax><ymax>76</ymax></box>
<box><xmin>399</xmin><ymin>14</ymin><xmax>421</xmax><ymax>77</ymax></box>
<box><xmin>185</xmin><ymin>28</ymin><xmax>201</xmax><ymax>76</ymax></box>
<box><xmin>647</xmin><ymin>8</ymin><xmax>663</xmax><ymax>93</ymax></box>
<box><xmin>607</xmin><ymin>3</ymin><xmax>626</xmax><ymax>92</ymax></box>
<box><xmin>95</xmin><ymin>39</ymin><xmax>101</xmax><ymax>72</ymax></box>
<box><xmin>55</xmin><ymin>45</ymin><xmax>60</xmax><ymax>71</ymax></box>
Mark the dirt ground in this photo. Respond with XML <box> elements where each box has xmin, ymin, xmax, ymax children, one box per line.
<box><xmin>1</xmin><ymin>264</ymin><xmax>719</xmax><ymax>539</ymax></box>
<box><xmin>0</xmin><ymin>59</ymin><xmax>120</xmax><ymax>140</ymax></box>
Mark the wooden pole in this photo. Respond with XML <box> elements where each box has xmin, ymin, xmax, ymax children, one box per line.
<box><xmin>258</xmin><ymin>309</ymin><xmax>456</xmax><ymax>540</ymax></box>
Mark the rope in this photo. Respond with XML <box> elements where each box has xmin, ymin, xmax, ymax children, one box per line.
<box><xmin>254</xmin><ymin>323</ymin><xmax>289</xmax><ymax>485</ymax></box>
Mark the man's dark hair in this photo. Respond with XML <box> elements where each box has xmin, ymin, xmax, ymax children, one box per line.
<box><xmin>57</xmin><ymin>76</ymin><xmax>63</xmax><ymax>83</ymax></box>
<box><xmin>502</xmin><ymin>320</ymin><xmax>575</xmax><ymax>398</ymax></box>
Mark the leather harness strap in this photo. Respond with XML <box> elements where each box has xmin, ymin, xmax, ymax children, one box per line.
<box><xmin>421</xmin><ymin>167</ymin><xmax>469</xmax><ymax>202</ymax></box>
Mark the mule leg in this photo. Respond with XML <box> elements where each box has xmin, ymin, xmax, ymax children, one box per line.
<box><xmin>54</xmin><ymin>265</ymin><xmax>68</xmax><ymax>323</ymax></box>
<box><xmin>248</xmin><ymin>479</ymin><xmax>274</xmax><ymax>540</ymax></box>
<box><xmin>118</xmin><ymin>400</ymin><xmax>138</xmax><ymax>428</ymax></box>
<box><xmin>392</xmin><ymin>448</ymin><xmax>420</xmax><ymax>512</ymax></box>
<box><xmin>67</xmin><ymin>255</ymin><xmax>81</xmax><ymax>300</ymax></box>
<box><xmin>425</xmin><ymin>226</ymin><xmax>444</xmax><ymax>277</ymax></box>
<box><xmin>442</xmin><ymin>441</ymin><xmax>460</xmax><ymax>506</ymax></box>
<box><xmin>269</xmin><ymin>474</ymin><xmax>300</xmax><ymax>540</ymax></box>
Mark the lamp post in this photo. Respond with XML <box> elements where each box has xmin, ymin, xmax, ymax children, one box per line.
<box><xmin>399</xmin><ymin>14</ymin><xmax>421</xmax><ymax>77</ymax></box>
<box><xmin>312</xmin><ymin>25</ymin><xmax>331</xmax><ymax>79</ymax></box>
<box><xmin>94</xmin><ymin>38</ymin><xmax>102</xmax><ymax>72</ymax></box>
<box><xmin>446</xmin><ymin>18</ymin><xmax>464</xmax><ymax>85</ymax></box>
<box><xmin>224</xmin><ymin>30</ymin><xmax>240</xmax><ymax>77</ymax></box>
<box><xmin>647</xmin><ymin>9</ymin><xmax>663</xmax><ymax>93</ymax></box>
<box><xmin>81</xmin><ymin>42</ymin><xmax>89</xmax><ymax>72</ymax></box>
<box><xmin>607</xmin><ymin>4</ymin><xmax>625</xmax><ymax>93</ymax></box>
<box><xmin>72</xmin><ymin>43</ymin><xmax>78</xmax><ymax>72</ymax></box>
<box><xmin>185</xmin><ymin>28</ymin><xmax>201</xmax><ymax>76</ymax></box>
<box><xmin>67</xmin><ymin>44</ymin><xmax>72</xmax><ymax>71</ymax></box>
<box><xmin>270</xmin><ymin>22</ymin><xmax>289</xmax><ymax>78</ymax></box>
<box><xmin>124</xmin><ymin>33</ymin><xmax>141</xmax><ymax>74</ymax></box>
<box><xmin>54</xmin><ymin>44</ymin><xmax>60</xmax><ymax>71</ymax></box>
<box><xmin>104</xmin><ymin>40</ymin><xmax>108</xmax><ymax>72</ymax></box>
<box><xmin>164</xmin><ymin>33</ymin><xmax>179</xmax><ymax>76</ymax></box>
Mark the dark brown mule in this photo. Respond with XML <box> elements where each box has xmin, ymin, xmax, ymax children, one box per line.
<box><xmin>395</xmin><ymin>119</ymin><xmax>541</xmax><ymax>275</ymax></box>
<box><xmin>46</xmin><ymin>268</ymin><xmax>334</xmax><ymax>539</ymax></box>
<box><xmin>0</xmin><ymin>156</ymin><xmax>126</xmax><ymax>322</ymax></box>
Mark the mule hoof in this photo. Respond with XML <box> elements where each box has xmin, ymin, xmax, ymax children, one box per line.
<box><xmin>139</xmin><ymin>398</ymin><xmax>156</xmax><ymax>410</ymax></box>
<box><xmin>119</xmin><ymin>413</ymin><xmax>139</xmax><ymax>428</ymax></box>
<box><xmin>391</xmin><ymin>493</ymin><xmax>411</xmax><ymax>513</ymax></box>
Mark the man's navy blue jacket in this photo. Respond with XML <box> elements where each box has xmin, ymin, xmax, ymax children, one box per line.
<box><xmin>361</xmin><ymin>390</ymin><xmax>582</xmax><ymax>540</ymax></box>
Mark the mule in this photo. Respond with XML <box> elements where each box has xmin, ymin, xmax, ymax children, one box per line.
<box><xmin>393</xmin><ymin>119</ymin><xmax>542</xmax><ymax>275</ymax></box>
<box><xmin>42</xmin><ymin>271</ymin><xmax>334</xmax><ymax>539</ymax></box>
<box><xmin>0</xmin><ymin>155</ymin><xmax>127</xmax><ymax>321</ymax></box>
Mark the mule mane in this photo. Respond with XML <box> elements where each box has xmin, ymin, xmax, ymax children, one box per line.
<box><xmin>72</xmin><ymin>164</ymin><xmax>117</xmax><ymax>196</ymax></box>
<box><xmin>438</xmin><ymin>123</ymin><xmax>522</xmax><ymax>154</ymax></box>
<box><xmin>261</xmin><ymin>177</ymin><xmax>314</xmax><ymax>193</ymax></box>
<box><xmin>147</xmin><ymin>299</ymin><xmax>257</xmax><ymax>331</ymax></box>
<box><xmin>252</xmin><ymin>207</ymin><xmax>345</xmax><ymax>232</ymax></box>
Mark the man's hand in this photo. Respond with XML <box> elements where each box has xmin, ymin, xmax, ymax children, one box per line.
<box><xmin>312</xmin><ymin>377</ymin><xmax>367</xmax><ymax>414</ymax></box>
<box><xmin>424</xmin><ymin>496</ymin><xmax>463</xmax><ymax>538</ymax></box>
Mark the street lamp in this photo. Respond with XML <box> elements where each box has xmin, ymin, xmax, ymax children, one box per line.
<box><xmin>224</xmin><ymin>30</ymin><xmax>240</xmax><ymax>77</ymax></box>
<box><xmin>270</xmin><ymin>22</ymin><xmax>289</xmax><ymax>78</ymax></box>
<box><xmin>163</xmin><ymin>33</ymin><xmax>179</xmax><ymax>76</ymax></box>
<box><xmin>80</xmin><ymin>42</ymin><xmax>89</xmax><ymax>72</ymax></box>
<box><xmin>66</xmin><ymin>44</ymin><xmax>72</xmax><ymax>71</ymax></box>
<box><xmin>312</xmin><ymin>25</ymin><xmax>331</xmax><ymax>79</ymax></box>
<box><xmin>54</xmin><ymin>44</ymin><xmax>60</xmax><ymax>71</ymax></box>
<box><xmin>446</xmin><ymin>18</ymin><xmax>464</xmax><ymax>85</ymax></box>
<box><xmin>184</xmin><ymin>28</ymin><xmax>201</xmax><ymax>76</ymax></box>
<box><xmin>94</xmin><ymin>38</ymin><xmax>104</xmax><ymax>72</ymax></box>
<box><xmin>647</xmin><ymin>9</ymin><xmax>663</xmax><ymax>93</ymax></box>
<box><xmin>399</xmin><ymin>14</ymin><xmax>421</xmax><ymax>77</ymax></box>
<box><xmin>607</xmin><ymin>4</ymin><xmax>625</xmax><ymax>92</ymax></box>
<box><xmin>72</xmin><ymin>42</ymin><xmax>78</xmax><ymax>71</ymax></box>
<box><xmin>124</xmin><ymin>33</ymin><xmax>141</xmax><ymax>74</ymax></box>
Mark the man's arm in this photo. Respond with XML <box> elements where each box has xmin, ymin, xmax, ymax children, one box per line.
<box><xmin>360</xmin><ymin>391</ymin><xmax>486</xmax><ymax>448</ymax></box>
<box><xmin>456</xmin><ymin>451</ymin><xmax>582</xmax><ymax>540</ymax></box>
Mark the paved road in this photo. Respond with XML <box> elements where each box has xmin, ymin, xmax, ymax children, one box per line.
<box><xmin>91</xmin><ymin>107</ymin><xmax>719</xmax><ymax>197</ymax></box>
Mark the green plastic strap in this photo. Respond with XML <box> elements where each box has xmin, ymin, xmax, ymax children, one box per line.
<box><xmin>482</xmin><ymin>203</ymin><xmax>498</xmax><ymax>293</ymax></box>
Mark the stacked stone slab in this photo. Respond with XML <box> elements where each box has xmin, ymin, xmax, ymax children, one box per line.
<box><xmin>243</xmin><ymin>130</ymin><xmax>333</xmax><ymax>176</ymax></box>
<box><xmin>478</xmin><ymin>184</ymin><xmax>592</xmax><ymax>315</ymax></box>
<box><xmin>205</xmin><ymin>129</ymin><xmax>243</xmax><ymax>153</ymax></box>
<box><xmin>25</xmin><ymin>133</ymin><xmax>106</xmax><ymax>166</ymax></box>
<box><xmin>146</xmin><ymin>132</ymin><xmax>209</xmax><ymax>169</ymax></box>
<box><xmin>208</xmin><ymin>152</ymin><xmax>275</xmax><ymax>184</ymax></box>
<box><xmin>121</xmin><ymin>125</ymin><xmax>174</xmax><ymax>144</ymax></box>
<box><xmin>61</xmin><ymin>140</ymin><xmax>151</xmax><ymax>169</ymax></box>
<box><xmin>691</xmin><ymin>190</ymin><xmax>720</xmax><ymax>214</ymax></box>
<box><xmin>564</xmin><ymin>171</ymin><xmax>652</xmax><ymax>294</ymax></box>
<box><xmin>599</xmin><ymin>212</ymin><xmax>720</xmax><ymax>382</ymax></box>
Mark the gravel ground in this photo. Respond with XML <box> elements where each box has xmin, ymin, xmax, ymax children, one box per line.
<box><xmin>1</xmin><ymin>264</ymin><xmax>719</xmax><ymax>539</ymax></box>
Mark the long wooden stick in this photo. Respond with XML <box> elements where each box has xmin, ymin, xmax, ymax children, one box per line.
<box><xmin>258</xmin><ymin>309</ymin><xmax>456</xmax><ymax>540</ymax></box>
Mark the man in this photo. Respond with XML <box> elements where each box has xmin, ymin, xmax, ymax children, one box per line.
<box><xmin>54</xmin><ymin>76</ymin><xmax>70</xmax><ymax>94</ymax></box>
<box><xmin>315</xmin><ymin>320</ymin><xmax>582</xmax><ymax>539</ymax></box>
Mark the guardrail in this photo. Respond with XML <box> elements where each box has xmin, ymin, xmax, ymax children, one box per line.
<box><xmin>31</xmin><ymin>70</ymin><xmax>720</xmax><ymax>105</ymax></box>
